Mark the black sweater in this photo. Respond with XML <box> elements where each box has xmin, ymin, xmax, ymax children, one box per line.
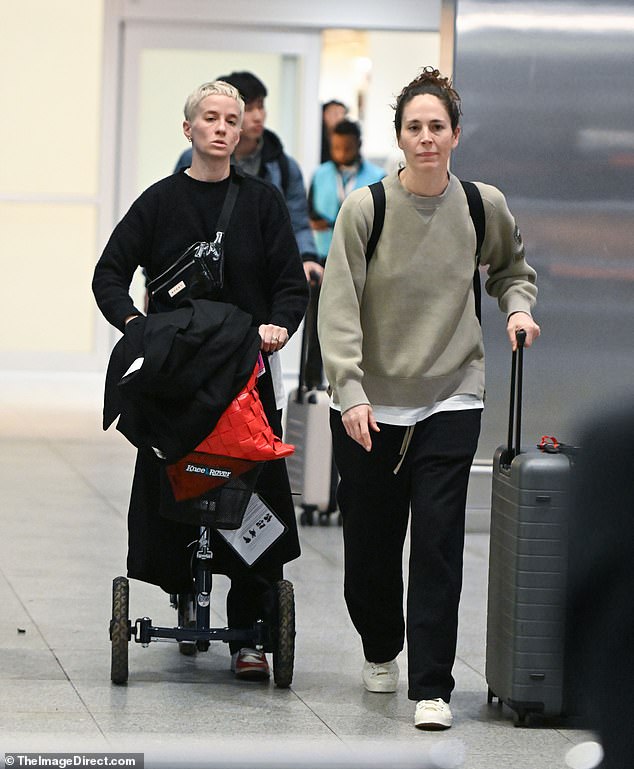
<box><xmin>92</xmin><ymin>169</ymin><xmax>308</xmax><ymax>337</ymax></box>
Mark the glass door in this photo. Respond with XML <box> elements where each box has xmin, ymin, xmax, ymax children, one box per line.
<box><xmin>116</xmin><ymin>21</ymin><xmax>321</xmax><ymax>367</ymax></box>
<box><xmin>118</xmin><ymin>22</ymin><xmax>321</xmax><ymax>215</ymax></box>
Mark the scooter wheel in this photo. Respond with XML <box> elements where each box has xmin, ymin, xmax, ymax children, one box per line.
<box><xmin>110</xmin><ymin>576</ymin><xmax>130</xmax><ymax>685</ymax></box>
<box><xmin>273</xmin><ymin>580</ymin><xmax>295</xmax><ymax>688</ymax></box>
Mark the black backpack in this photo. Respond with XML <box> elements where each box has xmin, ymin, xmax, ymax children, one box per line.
<box><xmin>366</xmin><ymin>179</ymin><xmax>486</xmax><ymax>323</ymax></box>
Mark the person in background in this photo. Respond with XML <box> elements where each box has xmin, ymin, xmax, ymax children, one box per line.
<box><xmin>567</xmin><ymin>400</ymin><xmax>634</xmax><ymax>769</ymax></box>
<box><xmin>175</xmin><ymin>70</ymin><xmax>321</xmax><ymax>285</ymax></box>
<box><xmin>309</xmin><ymin>119</ymin><xmax>385</xmax><ymax>263</ymax></box>
<box><xmin>318</xmin><ymin>67</ymin><xmax>540</xmax><ymax>729</ymax></box>
<box><xmin>321</xmin><ymin>99</ymin><xmax>348</xmax><ymax>162</ymax></box>
<box><xmin>304</xmin><ymin>120</ymin><xmax>385</xmax><ymax>387</ymax></box>
<box><xmin>94</xmin><ymin>80</ymin><xmax>308</xmax><ymax>682</ymax></box>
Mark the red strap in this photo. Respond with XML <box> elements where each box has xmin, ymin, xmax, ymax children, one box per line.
<box><xmin>538</xmin><ymin>435</ymin><xmax>560</xmax><ymax>452</ymax></box>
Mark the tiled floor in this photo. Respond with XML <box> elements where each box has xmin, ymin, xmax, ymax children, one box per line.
<box><xmin>0</xmin><ymin>373</ymin><xmax>596</xmax><ymax>768</ymax></box>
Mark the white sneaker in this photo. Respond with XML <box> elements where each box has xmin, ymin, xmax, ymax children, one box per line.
<box><xmin>362</xmin><ymin>659</ymin><xmax>399</xmax><ymax>692</ymax></box>
<box><xmin>414</xmin><ymin>698</ymin><xmax>453</xmax><ymax>730</ymax></box>
<box><xmin>565</xmin><ymin>741</ymin><xmax>604</xmax><ymax>769</ymax></box>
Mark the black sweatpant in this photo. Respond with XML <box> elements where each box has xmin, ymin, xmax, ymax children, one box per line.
<box><xmin>226</xmin><ymin>563</ymin><xmax>283</xmax><ymax>655</ymax></box>
<box><xmin>330</xmin><ymin>407</ymin><xmax>482</xmax><ymax>702</ymax></box>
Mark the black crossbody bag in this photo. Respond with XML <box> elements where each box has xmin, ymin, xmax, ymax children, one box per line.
<box><xmin>148</xmin><ymin>172</ymin><xmax>240</xmax><ymax>312</ymax></box>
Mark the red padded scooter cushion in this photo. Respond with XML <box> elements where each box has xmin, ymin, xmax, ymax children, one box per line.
<box><xmin>194</xmin><ymin>364</ymin><xmax>294</xmax><ymax>461</ymax></box>
<box><xmin>166</xmin><ymin>452</ymin><xmax>257</xmax><ymax>502</ymax></box>
<box><xmin>165</xmin><ymin>363</ymin><xmax>294</xmax><ymax>501</ymax></box>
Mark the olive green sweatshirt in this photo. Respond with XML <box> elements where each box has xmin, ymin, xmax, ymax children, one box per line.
<box><xmin>317</xmin><ymin>172</ymin><xmax>537</xmax><ymax>414</ymax></box>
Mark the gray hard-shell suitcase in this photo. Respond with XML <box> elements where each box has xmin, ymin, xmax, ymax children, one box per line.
<box><xmin>285</xmin><ymin>321</ymin><xmax>340</xmax><ymax>526</ymax></box>
<box><xmin>486</xmin><ymin>331</ymin><xmax>575</xmax><ymax>725</ymax></box>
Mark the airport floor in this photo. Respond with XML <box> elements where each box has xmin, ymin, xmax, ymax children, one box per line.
<box><xmin>0</xmin><ymin>373</ymin><xmax>597</xmax><ymax>769</ymax></box>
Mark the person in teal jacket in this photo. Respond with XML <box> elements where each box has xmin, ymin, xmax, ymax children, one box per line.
<box><xmin>308</xmin><ymin>120</ymin><xmax>386</xmax><ymax>261</ymax></box>
<box><xmin>303</xmin><ymin>121</ymin><xmax>385</xmax><ymax>387</ymax></box>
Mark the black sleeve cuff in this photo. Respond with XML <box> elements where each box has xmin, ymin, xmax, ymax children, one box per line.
<box><xmin>301</xmin><ymin>252</ymin><xmax>324</xmax><ymax>265</ymax></box>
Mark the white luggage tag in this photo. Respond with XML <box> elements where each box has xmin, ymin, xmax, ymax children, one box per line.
<box><xmin>218</xmin><ymin>493</ymin><xmax>285</xmax><ymax>566</ymax></box>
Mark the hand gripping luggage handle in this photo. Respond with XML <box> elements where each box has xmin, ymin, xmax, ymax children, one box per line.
<box><xmin>505</xmin><ymin>329</ymin><xmax>527</xmax><ymax>466</ymax></box>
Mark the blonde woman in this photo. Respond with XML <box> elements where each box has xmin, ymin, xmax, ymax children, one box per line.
<box><xmin>93</xmin><ymin>81</ymin><xmax>307</xmax><ymax>680</ymax></box>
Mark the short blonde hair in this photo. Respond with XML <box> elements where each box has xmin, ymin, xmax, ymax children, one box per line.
<box><xmin>183</xmin><ymin>80</ymin><xmax>245</xmax><ymax>122</ymax></box>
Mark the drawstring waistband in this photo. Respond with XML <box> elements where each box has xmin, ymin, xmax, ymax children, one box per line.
<box><xmin>393</xmin><ymin>424</ymin><xmax>415</xmax><ymax>474</ymax></box>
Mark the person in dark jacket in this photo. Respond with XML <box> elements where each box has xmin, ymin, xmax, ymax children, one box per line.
<box><xmin>93</xmin><ymin>80</ymin><xmax>308</xmax><ymax>681</ymax></box>
<box><xmin>174</xmin><ymin>70</ymin><xmax>322</xmax><ymax>285</ymax></box>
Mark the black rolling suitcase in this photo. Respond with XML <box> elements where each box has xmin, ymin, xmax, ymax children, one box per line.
<box><xmin>485</xmin><ymin>331</ymin><xmax>575</xmax><ymax>725</ymax></box>
<box><xmin>285</xmin><ymin>320</ymin><xmax>339</xmax><ymax>526</ymax></box>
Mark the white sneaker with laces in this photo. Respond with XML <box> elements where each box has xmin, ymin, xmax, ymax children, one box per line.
<box><xmin>414</xmin><ymin>698</ymin><xmax>453</xmax><ymax>730</ymax></box>
<box><xmin>362</xmin><ymin>659</ymin><xmax>399</xmax><ymax>692</ymax></box>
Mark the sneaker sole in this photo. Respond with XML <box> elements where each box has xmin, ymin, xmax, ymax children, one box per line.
<box><xmin>235</xmin><ymin>670</ymin><xmax>270</xmax><ymax>681</ymax></box>
<box><xmin>414</xmin><ymin>720</ymin><xmax>452</xmax><ymax>731</ymax></box>
<box><xmin>363</xmin><ymin>681</ymin><xmax>398</xmax><ymax>693</ymax></box>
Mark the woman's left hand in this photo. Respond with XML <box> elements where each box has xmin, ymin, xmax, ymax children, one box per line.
<box><xmin>507</xmin><ymin>312</ymin><xmax>541</xmax><ymax>350</ymax></box>
<box><xmin>259</xmin><ymin>324</ymin><xmax>288</xmax><ymax>353</ymax></box>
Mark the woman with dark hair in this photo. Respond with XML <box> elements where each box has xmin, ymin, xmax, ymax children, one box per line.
<box><xmin>318</xmin><ymin>67</ymin><xmax>540</xmax><ymax>729</ymax></box>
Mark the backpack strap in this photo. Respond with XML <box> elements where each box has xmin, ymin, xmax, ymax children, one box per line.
<box><xmin>460</xmin><ymin>180</ymin><xmax>485</xmax><ymax>256</ymax></box>
<box><xmin>365</xmin><ymin>178</ymin><xmax>486</xmax><ymax>324</ymax></box>
<box><xmin>460</xmin><ymin>180</ymin><xmax>486</xmax><ymax>324</ymax></box>
<box><xmin>366</xmin><ymin>181</ymin><xmax>386</xmax><ymax>264</ymax></box>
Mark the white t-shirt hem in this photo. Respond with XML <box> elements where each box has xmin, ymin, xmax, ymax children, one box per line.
<box><xmin>330</xmin><ymin>393</ymin><xmax>484</xmax><ymax>426</ymax></box>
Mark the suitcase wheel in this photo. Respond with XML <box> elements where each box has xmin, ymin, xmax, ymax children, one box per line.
<box><xmin>299</xmin><ymin>508</ymin><xmax>342</xmax><ymax>527</ymax></box>
<box><xmin>513</xmin><ymin>708</ymin><xmax>531</xmax><ymax>727</ymax></box>
<box><xmin>299</xmin><ymin>509</ymin><xmax>315</xmax><ymax>526</ymax></box>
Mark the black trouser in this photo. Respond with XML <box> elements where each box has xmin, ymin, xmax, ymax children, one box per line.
<box><xmin>226</xmin><ymin>563</ymin><xmax>283</xmax><ymax>655</ymax></box>
<box><xmin>225</xmin><ymin>407</ymin><xmax>294</xmax><ymax>655</ymax></box>
<box><xmin>330</xmin><ymin>408</ymin><xmax>482</xmax><ymax>702</ymax></box>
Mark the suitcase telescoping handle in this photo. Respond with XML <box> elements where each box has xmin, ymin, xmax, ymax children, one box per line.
<box><xmin>295</xmin><ymin>321</ymin><xmax>308</xmax><ymax>405</ymax></box>
<box><xmin>505</xmin><ymin>329</ymin><xmax>527</xmax><ymax>466</ymax></box>
<box><xmin>295</xmin><ymin>281</ymin><xmax>320</xmax><ymax>405</ymax></box>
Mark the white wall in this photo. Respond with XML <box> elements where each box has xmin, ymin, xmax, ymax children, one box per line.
<box><xmin>0</xmin><ymin>0</ymin><xmax>104</xmax><ymax>368</ymax></box>
<box><xmin>364</xmin><ymin>31</ymin><xmax>441</xmax><ymax>163</ymax></box>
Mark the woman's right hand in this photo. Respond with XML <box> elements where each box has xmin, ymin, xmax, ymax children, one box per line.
<box><xmin>342</xmin><ymin>404</ymin><xmax>380</xmax><ymax>452</ymax></box>
<box><xmin>258</xmin><ymin>323</ymin><xmax>288</xmax><ymax>353</ymax></box>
